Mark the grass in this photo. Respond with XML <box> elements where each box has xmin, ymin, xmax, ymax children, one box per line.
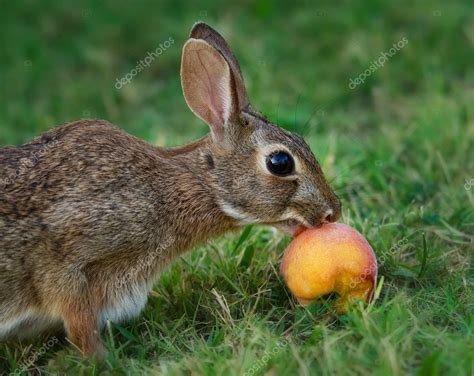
<box><xmin>0</xmin><ymin>0</ymin><xmax>473</xmax><ymax>374</ymax></box>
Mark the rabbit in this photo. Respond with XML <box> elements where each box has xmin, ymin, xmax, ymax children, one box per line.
<box><xmin>0</xmin><ymin>22</ymin><xmax>341</xmax><ymax>358</ymax></box>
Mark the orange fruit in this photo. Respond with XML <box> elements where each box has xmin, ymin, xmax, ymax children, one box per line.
<box><xmin>280</xmin><ymin>223</ymin><xmax>377</xmax><ymax>313</ymax></box>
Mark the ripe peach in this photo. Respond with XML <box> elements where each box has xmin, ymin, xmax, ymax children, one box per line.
<box><xmin>280</xmin><ymin>223</ymin><xmax>377</xmax><ymax>313</ymax></box>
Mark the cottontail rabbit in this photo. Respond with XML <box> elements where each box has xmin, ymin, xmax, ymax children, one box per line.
<box><xmin>0</xmin><ymin>22</ymin><xmax>340</xmax><ymax>358</ymax></box>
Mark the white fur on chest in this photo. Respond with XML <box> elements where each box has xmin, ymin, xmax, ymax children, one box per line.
<box><xmin>0</xmin><ymin>311</ymin><xmax>35</xmax><ymax>338</ymax></box>
<box><xmin>0</xmin><ymin>310</ymin><xmax>61</xmax><ymax>339</ymax></box>
<box><xmin>98</xmin><ymin>281</ymin><xmax>151</xmax><ymax>328</ymax></box>
<box><xmin>0</xmin><ymin>281</ymin><xmax>153</xmax><ymax>338</ymax></box>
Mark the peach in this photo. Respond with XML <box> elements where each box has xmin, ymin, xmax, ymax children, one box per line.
<box><xmin>280</xmin><ymin>223</ymin><xmax>377</xmax><ymax>313</ymax></box>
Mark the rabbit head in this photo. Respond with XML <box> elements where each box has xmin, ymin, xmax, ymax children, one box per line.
<box><xmin>181</xmin><ymin>23</ymin><xmax>341</xmax><ymax>235</ymax></box>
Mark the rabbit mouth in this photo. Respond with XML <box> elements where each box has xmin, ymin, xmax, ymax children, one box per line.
<box><xmin>272</xmin><ymin>219</ymin><xmax>308</xmax><ymax>237</ymax></box>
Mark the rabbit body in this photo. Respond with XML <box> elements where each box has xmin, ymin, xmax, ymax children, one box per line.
<box><xmin>0</xmin><ymin>120</ymin><xmax>235</xmax><ymax>353</ymax></box>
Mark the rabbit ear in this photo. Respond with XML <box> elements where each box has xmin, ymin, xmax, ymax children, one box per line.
<box><xmin>189</xmin><ymin>22</ymin><xmax>249</xmax><ymax>110</ymax></box>
<box><xmin>181</xmin><ymin>38</ymin><xmax>237</xmax><ymax>142</ymax></box>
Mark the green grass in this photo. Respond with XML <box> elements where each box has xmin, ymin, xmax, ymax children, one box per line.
<box><xmin>1</xmin><ymin>0</ymin><xmax>473</xmax><ymax>374</ymax></box>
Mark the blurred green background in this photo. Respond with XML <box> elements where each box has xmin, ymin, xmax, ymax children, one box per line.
<box><xmin>0</xmin><ymin>0</ymin><xmax>473</xmax><ymax>375</ymax></box>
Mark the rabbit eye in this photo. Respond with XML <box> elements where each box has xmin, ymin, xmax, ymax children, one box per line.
<box><xmin>266</xmin><ymin>151</ymin><xmax>295</xmax><ymax>176</ymax></box>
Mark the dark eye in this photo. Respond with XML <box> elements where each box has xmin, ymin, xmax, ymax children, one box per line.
<box><xmin>266</xmin><ymin>151</ymin><xmax>295</xmax><ymax>176</ymax></box>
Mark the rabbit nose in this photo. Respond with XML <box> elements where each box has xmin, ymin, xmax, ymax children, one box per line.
<box><xmin>321</xmin><ymin>209</ymin><xmax>335</xmax><ymax>224</ymax></box>
<box><xmin>322</xmin><ymin>204</ymin><xmax>341</xmax><ymax>224</ymax></box>
<box><xmin>307</xmin><ymin>209</ymin><xmax>339</xmax><ymax>228</ymax></box>
<box><xmin>326</xmin><ymin>198</ymin><xmax>342</xmax><ymax>223</ymax></box>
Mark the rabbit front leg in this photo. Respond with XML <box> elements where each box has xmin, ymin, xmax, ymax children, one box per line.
<box><xmin>59</xmin><ymin>289</ymin><xmax>107</xmax><ymax>359</ymax></box>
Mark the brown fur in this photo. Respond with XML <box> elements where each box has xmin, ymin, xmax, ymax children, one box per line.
<box><xmin>0</xmin><ymin>23</ymin><xmax>340</xmax><ymax>358</ymax></box>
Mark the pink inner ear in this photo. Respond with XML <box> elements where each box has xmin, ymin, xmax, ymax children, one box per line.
<box><xmin>181</xmin><ymin>39</ymin><xmax>232</xmax><ymax>139</ymax></box>
<box><xmin>195</xmin><ymin>50</ymin><xmax>230</xmax><ymax>127</ymax></box>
